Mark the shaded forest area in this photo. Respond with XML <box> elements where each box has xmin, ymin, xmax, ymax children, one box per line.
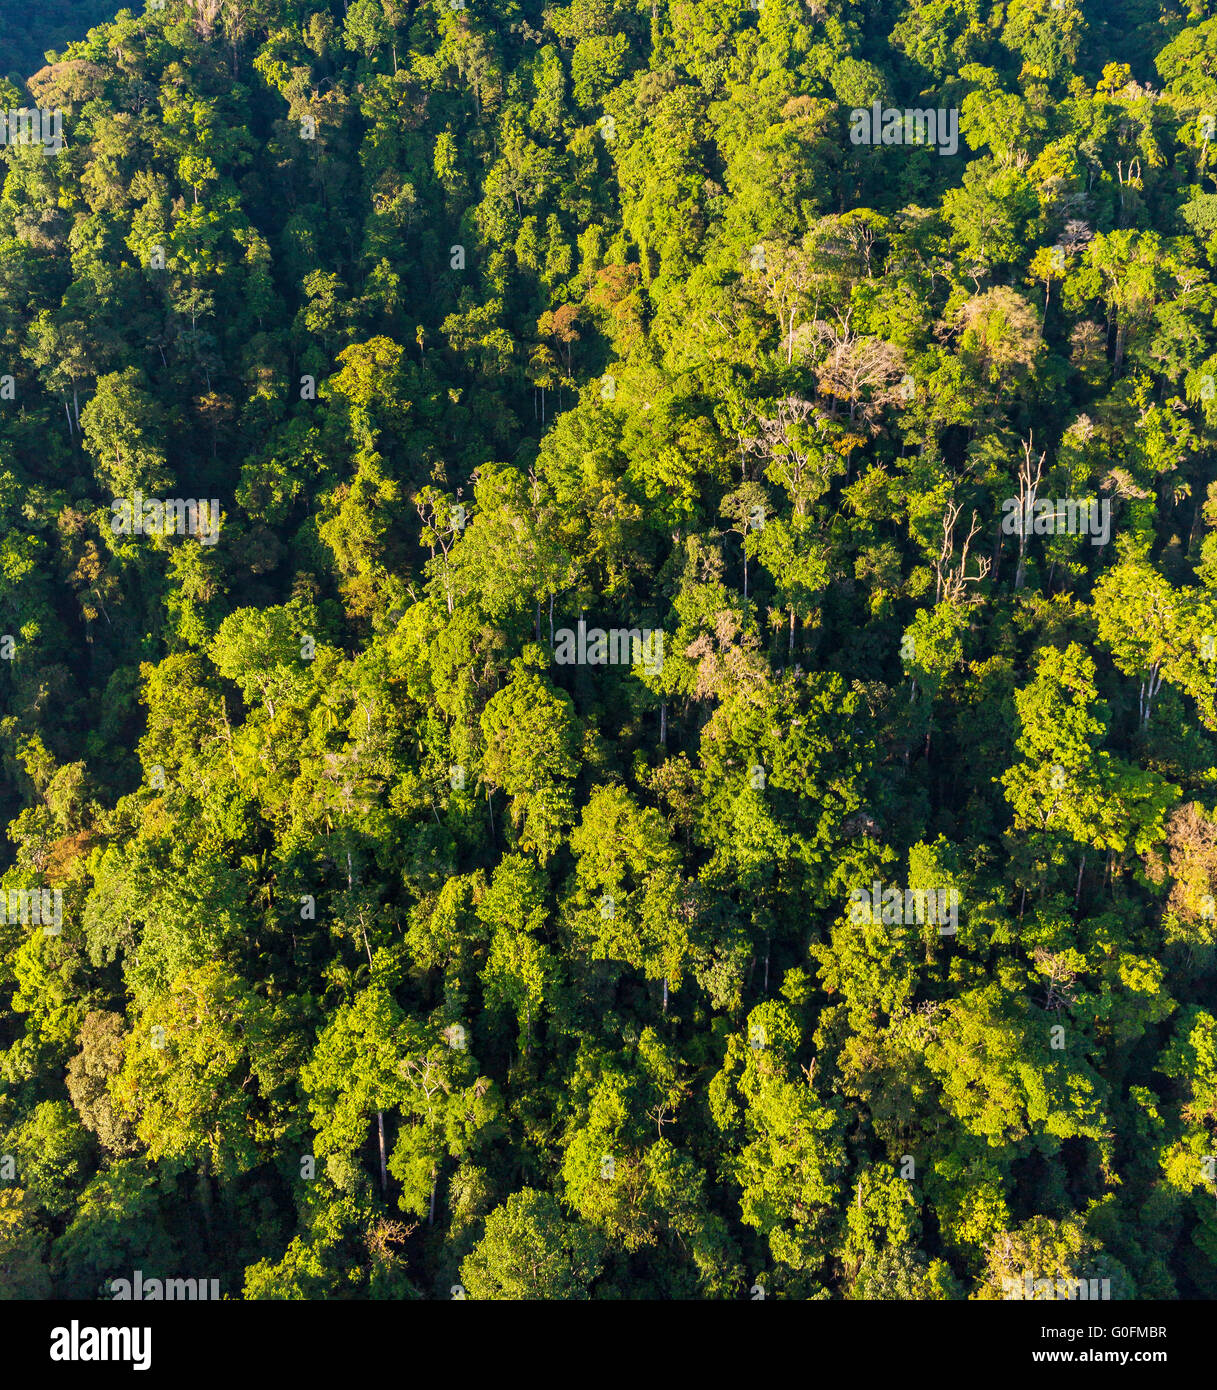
<box><xmin>0</xmin><ymin>2</ymin><xmax>117</xmax><ymax>84</ymax></box>
<box><xmin>2</xmin><ymin>0</ymin><xmax>1217</xmax><ymax>1300</ymax></box>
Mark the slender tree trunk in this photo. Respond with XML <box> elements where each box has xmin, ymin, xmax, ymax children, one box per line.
<box><xmin>1143</xmin><ymin>662</ymin><xmax>1162</xmax><ymax>727</ymax></box>
<box><xmin>376</xmin><ymin>1110</ymin><xmax>387</xmax><ymax>1192</ymax></box>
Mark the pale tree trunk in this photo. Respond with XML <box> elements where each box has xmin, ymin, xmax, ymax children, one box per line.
<box><xmin>1015</xmin><ymin>436</ymin><xmax>1044</xmax><ymax>591</ymax></box>
<box><xmin>1140</xmin><ymin>661</ymin><xmax>1163</xmax><ymax>727</ymax></box>
<box><xmin>377</xmin><ymin>1111</ymin><xmax>387</xmax><ymax>1192</ymax></box>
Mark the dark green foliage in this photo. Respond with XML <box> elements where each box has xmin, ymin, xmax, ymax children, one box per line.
<box><xmin>1</xmin><ymin>0</ymin><xmax>1216</xmax><ymax>1303</ymax></box>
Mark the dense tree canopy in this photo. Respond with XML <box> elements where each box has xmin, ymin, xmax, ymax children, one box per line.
<box><xmin>1</xmin><ymin>0</ymin><xmax>1217</xmax><ymax>1302</ymax></box>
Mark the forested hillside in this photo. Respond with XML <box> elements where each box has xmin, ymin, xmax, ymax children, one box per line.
<box><xmin>3</xmin><ymin>0</ymin><xmax>1217</xmax><ymax>1301</ymax></box>
<box><xmin>0</xmin><ymin>2</ymin><xmax>118</xmax><ymax>84</ymax></box>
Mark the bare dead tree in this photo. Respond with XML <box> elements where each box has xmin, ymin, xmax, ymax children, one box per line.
<box><xmin>1060</xmin><ymin>218</ymin><xmax>1093</xmax><ymax>256</ymax></box>
<box><xmin>1013</xmin><ymin>435</ymin><xmax>1046</xmax><ymax>590</ymax></box>
<box><xmin>935</xmin><ymin>501</ymin><xmax>991</xmax><ymax>606</ymax></box>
